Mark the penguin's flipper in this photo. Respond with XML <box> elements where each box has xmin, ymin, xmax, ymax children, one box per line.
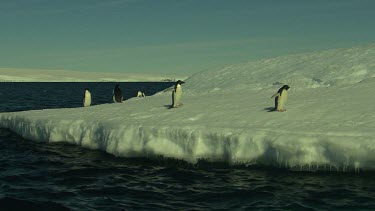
<box><xmin>271</xmin><ymin>93</ymin><xmax>280</xmax><ymax>98</ymax></box>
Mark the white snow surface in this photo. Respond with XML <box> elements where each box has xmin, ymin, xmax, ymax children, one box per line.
<box><xmin>183</xmin><ymin>44</ymin><xmax>375</xmax><ymax>93</ymax></box>
<box><xmin>1</xmin><ymin>44</ymin><xmax>375</xmax><ymax>171</ymax></box>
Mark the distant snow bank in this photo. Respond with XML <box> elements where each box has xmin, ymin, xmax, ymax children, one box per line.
<box><xmin>183</xmin><ymin>44</ymin><xmax>375</xmax><ymax>94</ymax></box>
<box><xmin>1</xmin><ymin>44</ymin><xmax>375</xmax><ymax>171</ymax></box>
<box><xmin>0</xmin><ymin>68</ymin><xmax>185</xmax><ymax>82</ymax></box>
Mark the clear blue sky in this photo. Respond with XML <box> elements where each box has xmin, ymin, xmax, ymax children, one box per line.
<box><xmin>1</xmin><ymin>0</ymin><xmax>375</xmax><ymax>75</ymax></box>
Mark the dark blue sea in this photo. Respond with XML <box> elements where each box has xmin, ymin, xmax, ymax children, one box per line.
<box><xmin>1</xmin><ymin>82</ymin><xmax>375</xmax><ymax>210</ymax></box>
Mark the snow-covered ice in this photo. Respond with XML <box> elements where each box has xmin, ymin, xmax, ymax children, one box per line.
<box><xmin>1</xmin><ymin>44</ymin><xmax>375</xmax><ymax>171</ymax></box>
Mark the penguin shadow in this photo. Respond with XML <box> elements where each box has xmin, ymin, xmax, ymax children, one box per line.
<box><xmin>164</xmin><ymin>103</ymin><xmax>183</xmax><ymax>109</ymax></box>
<box><xmin>164</xmin><ymin>105</ymin><xmax>173</xmax><ymax>109</ymax></box>
<box><xmin>264</xmin><ymin>107</ymin><xmax>276</xmax><ymax>112</ymax></box>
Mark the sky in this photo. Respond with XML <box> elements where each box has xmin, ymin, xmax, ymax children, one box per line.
<box><xmin>1</xmin><ymin>0</ymin><xmax>375</xmax><ymax>75</ymax></box>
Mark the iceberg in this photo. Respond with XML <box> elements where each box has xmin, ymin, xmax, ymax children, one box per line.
<box><xmin>1</xmin><ymin>44</ymin><xmax>375</xmax><ymax>171</ymax></box>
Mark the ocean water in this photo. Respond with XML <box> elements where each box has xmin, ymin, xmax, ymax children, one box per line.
<box><xmin>1</xmin><ymin>82</ymin><xmax>375</xmax><ymax>210</ymax></box>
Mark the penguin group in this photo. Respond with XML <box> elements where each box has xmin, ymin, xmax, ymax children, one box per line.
<box><xmin>81</xmin><ymin>81</ymin><xmax>187</xmax><ymax>109</ymax></box>
<box><xmin>82</xmin><ymin>84</ymin><xmax>125</xmax><ymax>107</ymax></box>
<box><xmin>167</xmin><ymin>81</ymin><xmax>290</xmax><ymax>111</ymax></box>
<box><xmin>82</xmin><ymin>81</ymin><xmax>290</xmax><ymax>112</ymax></box>
<box><xmin>166</xmin><ymin>80</ymin><xmax>291</xmax><ymax>112</ymax></box>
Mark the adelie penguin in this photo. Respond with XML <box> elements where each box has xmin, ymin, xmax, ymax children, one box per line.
<box><xmin>271</xmin><ymin>85</ymin><xmax>290</xmax><ymax>112</ymax></box>
<box><xmin>83</xmin><ymin>88</ymin><xmax>92</xmax><ymax>107</ymax></box>
<box><xmin>170</xmin><ymin>80</ymin><xmax>185</xmax><ymax>108</ymax></box>
<box><xmin>136</xmin><ymin>91</ymin><xmax>146</xmax><ymax>97</ymax></box>
<box><xmin>113</xmin><ymin>84</ymin><xmax>123</xmax><ymax>103</ymax></box>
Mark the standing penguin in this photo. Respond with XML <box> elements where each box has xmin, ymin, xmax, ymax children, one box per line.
<box><xmin>137</xmin><ymin>91</ymin><xmax>146</xmax><ymax>97</ymax></box>
<box><xmin>271</xmin><ymin>85</ymin><xmax>290</xmax><ymax>112</ymax></box>
<box><xmin>113</xmin><ymin>84</ymin><xmax>123</xmax><ymax>103</ymax></box>
<box><xmin>83</xmin><ymin>88</ymin><xmax>92</xmax><ymax>107</ymax></box>
<box><xmin>170</xmin><ymin>80</ymin><xmax>185</xmax><ymax>108</ymax></box>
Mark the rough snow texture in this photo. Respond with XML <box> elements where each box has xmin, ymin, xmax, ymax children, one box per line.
<box><xmin>1</xmin><ymin>44</ymin><xmax>375</xmax><ymax>171</ymax></box>
<box><xmin>183</xmin><ymin>44</ymin><xmax>375</xmax><ymax>94</ymax></box>
<box><xmin>0</xmin><ymin>68</ymin><xmax>185</xmax><ymax>82</ymax></box>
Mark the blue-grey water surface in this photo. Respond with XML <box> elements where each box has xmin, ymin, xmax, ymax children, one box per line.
<box><xmin>1</xmin><ymin>82</ymin><xmax>375</xmax><ymax>210</ymax></box>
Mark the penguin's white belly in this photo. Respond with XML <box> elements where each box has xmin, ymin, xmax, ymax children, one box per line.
<box><xmin>173</xmin><ymin>87</ymin><xmax>182</xmax><ymax>107</ymax></box>
<box><xmin>137</xmin><ymin>91</ymin><xmax>142</xmax><ymax>97</ymax></box>
<box><xmin>84</xmin><ymin>93</ymin><xmax>92</xmax><ymax>107</ymax></box>
<box><xmin>112</xmin><ymin>94</ymin><xmax>123</xmax><ymax>103</ymax></box>
<box><xmin>277</xmin><ymin>90</ymin><xmax>288</xmax><ymax>110</ymax></box>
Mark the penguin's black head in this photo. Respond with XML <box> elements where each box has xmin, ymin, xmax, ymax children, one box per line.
<box><xmin>115</xmin><ymin>84</ymin><xmax>120</xmax><ymax>88</ymax></box>
<box><xmin>282</xmin><ymin>85</ymin><xmax>290</xmax><ymax>90</ymax></box>
<box><xmin>84</xmin><ymin>88</ymin><xmax>89</xmax><ymax>91</ymax></box>
<box><xmin>176</xmin><ymin>80</ymin><xmax>185</xmax><ymax>85</ymax></box>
